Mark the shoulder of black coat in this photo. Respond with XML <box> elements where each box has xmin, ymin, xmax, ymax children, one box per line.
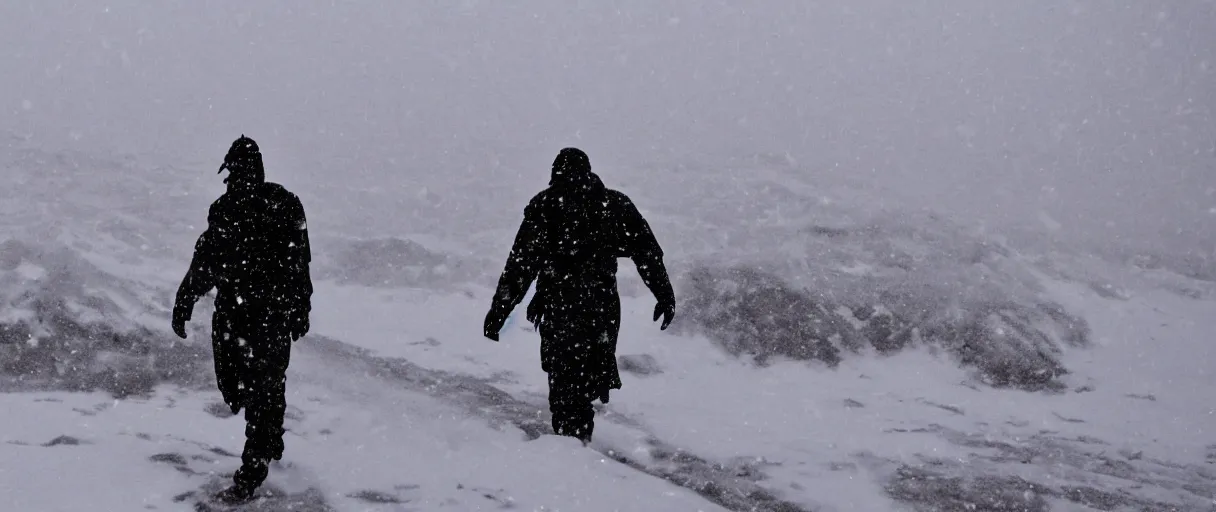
<box><xmin>527</xmin><ymin>188</ymin><xmax>553</xmax><ymax>209</ymax></box>
<box><xmin>260</xmin><ymin>181</ymin><xmax>292</xmax><ymax>197</ymax></box>
<box><xmin>261</xmin><ymin>182</ymin><xmax>303</xmax><ymax>206</ymax></box>
<box><xmin>603</xmin><ymin>188</ymin><xmax>635</xmax><ymax>208</ymax></box>
<box><xmin>207</xmin><ymin>193</ymin><xmax>231</xmax><ymax>215</ymax></box>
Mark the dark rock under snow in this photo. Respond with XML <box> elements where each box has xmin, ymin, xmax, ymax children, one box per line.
<box><xmin>671</xmin><ymin>213</ymin><xmax>1091</xmax><ymax>392</ymax></box>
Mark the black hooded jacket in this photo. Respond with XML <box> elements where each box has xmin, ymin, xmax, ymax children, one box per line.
<box><xmin>174</xmin><ymin>139</ymin><xmax>312</xmax><ymax>333</ymax></box>
<box><xmin>485</xmin><ymin>150</ymin><xmax>674</xmax><ymax>381</ymax></box>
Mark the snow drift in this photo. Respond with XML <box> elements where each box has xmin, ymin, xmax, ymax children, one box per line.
<box><xmin>0</xmin><ymin>239</ymin><xmax>210</xmax><ymax>397</ymax></box>
<box><xmin>673</xmin><ymin>212</ymin><xmax>1091</xmax><ymax>392</ymax></box>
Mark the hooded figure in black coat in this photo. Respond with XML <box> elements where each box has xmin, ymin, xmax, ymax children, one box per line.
<box><xmin>483</xmin><ymin>147</ymin><xmax>675</xmax><ymax>443</ymax></box>
<box><xmin>172</xmin><ymin>135</ymin><xmax>312</xmax><ymax>504</ymax></box>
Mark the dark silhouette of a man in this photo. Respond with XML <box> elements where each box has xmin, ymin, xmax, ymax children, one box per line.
<box><xmin>172</xmin><ymin>135</ymin><xmax>312</xmax><ymax>503</ymax></box>
<box><xmin>484</xmin><ymin>147</ymin><xmax>675</xmax><ymax>444</ymax></box>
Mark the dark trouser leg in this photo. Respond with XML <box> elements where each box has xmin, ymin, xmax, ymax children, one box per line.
<box><xmin>548</xmin><ymin>367</ymin><xmax>596</xmax><ymax>443</ymax></box>
<box><xmin>232</xmin><ymin>335</ymin><xmax>291</xmax><ymax>491</ymax></box>
<box><xmin>539</xmin><ymin>303</ymin><xmax>619</xmax><ymax>444</ymax></box>
<box><xmin>211</xmin><ymin>313</ymin><xmax>245</xmax><ymax>414</ymax></box>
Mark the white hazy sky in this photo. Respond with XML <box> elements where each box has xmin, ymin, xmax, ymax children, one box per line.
<box><xmin>2</xmin><ymin>0</ymin><xmax>1213</xmax><ymax>256</ymax></box>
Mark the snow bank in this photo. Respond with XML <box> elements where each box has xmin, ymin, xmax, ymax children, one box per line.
<box><xmin>1032</xmin><ymin>248</ymin><xmax>1216</xmax><ymax>303</ymax></box>
<box><xmin>0</xmin><ymin>239</ymin><xmax>209</xmax><ymax>397</ymax></box>
<box><xmin>673</xmin><ymin>213</ymin><xmax>1091</xmax><ymax>392</ymax></box>
<box><xmin>882</xmin><ymin>423</ymin><xmax>1216</xmax><ymax>511</ymax></box>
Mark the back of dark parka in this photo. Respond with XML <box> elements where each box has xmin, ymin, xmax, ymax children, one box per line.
<box><xmin>485</xmin><ymin>148</ymin><xmax>675</xmax><ymax>397</ymax></box>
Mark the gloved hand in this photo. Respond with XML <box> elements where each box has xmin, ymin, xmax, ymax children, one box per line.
<box><xmin>483</xmin><ymin>308</ymin><xmax>508</xmax><ymax>342</ymax></box>
<box><xmin>653</xmin><ymin>299</ymin><xmax>675</xmax><ymax>330</ymax></box>
<box><xmin>171</xmin><ymin>302</ymin><xmax>191</xmax><ymax>339</ymax></box>
<box><xmin>288</xmin><ymin>311</ymin><xmax>310</xmax><ymax>341</ymax></box>
<box><xmin>282</xmin><ymin>295</ymin><xmax>310</xmax><ymax>341</ymax></box>
<box><xmin>526</xmin><ymin>294</ymin><xmax>545</xmax><ymax>326</ymax></box>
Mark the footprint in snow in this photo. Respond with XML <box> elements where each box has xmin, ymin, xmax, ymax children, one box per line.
<box><xmin>5</xmin><ymin>436</ymin><xmax>87</xmax><ymax>447</ymax></box>
<box><xmin>408</xmin><ymin>337</ymin><xmax>441</xmax><ymax>347</ymax></box>
<box><xmin>456</xmin><ymin>484</ymin><xmax>515</xmax><ymax>509</ymax></box>
<box><xmin>346</xmin><ymin>489</ymin><xmax>407</xmax><ymax>504</ymax></box>
<box><xmin>43</xmin><ymin>435</ymin><xmax>86</xmax><ymax>447</ymax></box>
<box><xmin>207</xmin><ymin>445</ymin><xmax>240</xmax><ymax>458</ymax></box>
<box><xmin>918</xmin><ymin>399</ymin><xmax>965</xmax><ymax>416</ymax></box>
<box><xmin>1052</xmin><ymin>412</ymin><xmax>1086</xmax><ymax>424</ymax></box>
<box><xmin>150</xmin><ymin>453</ymin><xmax>189</xmax><ymax>465</ymax></box>
<box><xmin>150</xmin><ymin>452</ymin><xmax>200</xmax><ymax>475</ymax></box>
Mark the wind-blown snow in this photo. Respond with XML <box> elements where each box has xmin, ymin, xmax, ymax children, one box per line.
<box><xmin>1</xmin><ymin>144</ymin><xmax>1214</xmax><ymax>510</ymax></box>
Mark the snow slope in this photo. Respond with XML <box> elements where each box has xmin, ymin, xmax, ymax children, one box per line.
<box><xmin>1</xmin><ymin>144</ymin><xmax>1214</xmax><ymax>511</ymax></box>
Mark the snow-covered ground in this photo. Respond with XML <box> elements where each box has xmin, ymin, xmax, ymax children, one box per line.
<box><xmin>1</xmin><ymin>144</ymin><xmax>1214</xmax><ymax>511</ymax></box>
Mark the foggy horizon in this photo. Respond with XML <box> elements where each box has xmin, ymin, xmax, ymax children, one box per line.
<box><xmin>2</xmin><ymin>0</ymin><xmax>1213</xmax><ymax>258</ymax></box>
<box><xmin>3</xmin><ymin>4</ymin><xmax>1216</xmax><ymax>510</ymax></box>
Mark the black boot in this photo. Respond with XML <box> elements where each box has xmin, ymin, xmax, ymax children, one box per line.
<box><xmin>213</xmin><ymin>484</ymin><xmax>256</xmax><ymax>505</ymax></box>
<box><xmin>552</xmin><ymin>412</ymin><xmax>595</xmax><ymax>445</ymax></box>
<box><xmin>261</xmin><ymin>435</ymin><xmax>285</xmax><ymax>461</ymax></box>
<box><xmin>231</xmin><ymin>458</ymin><xmax>270</xmax><ymax>498</ymax></box>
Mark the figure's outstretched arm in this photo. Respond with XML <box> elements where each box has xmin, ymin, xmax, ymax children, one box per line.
<box><xmin>484</xmin><ymin>200</ymin><xmax>547</xmax><ymax>340</ymax></box>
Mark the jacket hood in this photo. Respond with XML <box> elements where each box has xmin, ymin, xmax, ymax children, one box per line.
<box><xmin>548</xmin><ymin>147</ymin><xmax>604</xmax><ymax>194</ymax></box>
<box><xmin>219</xmin><ymin>135</ymin><xmax>265</xmax><ymax>187</ymax></box>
